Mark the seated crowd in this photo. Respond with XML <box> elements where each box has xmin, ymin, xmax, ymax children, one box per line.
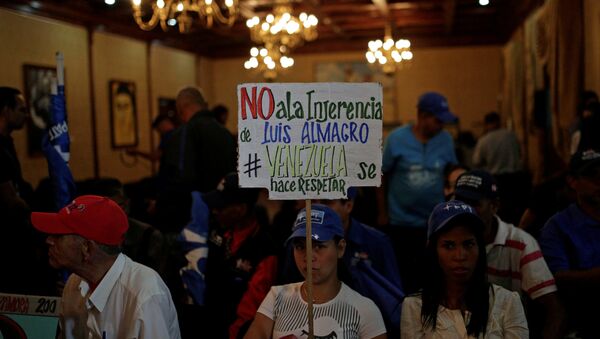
<box><xmin>2</xmin><ymin>86</ymin><xmax>600</xmax><ymax>339</ymax></box>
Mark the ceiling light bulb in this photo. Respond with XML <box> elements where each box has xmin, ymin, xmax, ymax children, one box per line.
<box><xmin>401</xmin><ymin>51</ymin><xmax>413</xmax><ymax>60</ymax></box>
<box><xmin>366</xmin><ymin>52</ymin><xmax>376</xmax><ymax>63</ymax></box>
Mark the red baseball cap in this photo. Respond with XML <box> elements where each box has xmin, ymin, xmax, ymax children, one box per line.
<box><xmin>31</xmin><ymin>195</ymin><xmax>129</xmax><ymax>246</ymax></box>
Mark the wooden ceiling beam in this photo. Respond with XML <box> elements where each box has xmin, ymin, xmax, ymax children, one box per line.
<box><xmin>444</xmin><ymin>0</ymin><xmax>457</xmax><ymax>34</ymax></box>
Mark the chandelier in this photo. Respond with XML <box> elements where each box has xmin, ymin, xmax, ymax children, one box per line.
<box><xmin>244</xmin><ymin>45</ymin><xmax>295</xmax><ymax>81</ymax></box>
<box><xmin>243</xmin><ymin>2</ymin><xmax>318</xmax><ymax>79</ymax></box>
<box><xmin>246</xmin><ymin>2</ymin><xmax>318</xmax><ymax>49</ymax></box>
<box><xmin>131</xmin><ymin>0</ymin><xmax>238</xmax><ymax>33</ymax></box>
<box><xmin>365</xmin><ymin>26</ymin><xmax>413</xmax><ymax>74</ymax></box>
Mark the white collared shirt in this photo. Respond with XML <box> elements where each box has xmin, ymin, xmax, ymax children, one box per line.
<box><xmin>401</xmin><ymin>285</ymin><xmax>528</xmax><ymax>339</ymax></box>
<box><xmin>64</xmin><ymin>254</ymin><xmax>181</xmax><ymax>339</ymax></box>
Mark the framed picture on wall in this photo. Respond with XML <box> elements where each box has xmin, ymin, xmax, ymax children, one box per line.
<box><xmin>109</xmin><ymin>80</ymin><xmax>138</xmax><ymax>149</ymax></box>
<box><xmin>23</xmin><ymin>64</ymin><xmax>59</xmax><ymax>156</ymax></box>
<box><xmin>315</xmin><ymin>61</ymin><xmax>401</xmax><ymax>133</ymax></box>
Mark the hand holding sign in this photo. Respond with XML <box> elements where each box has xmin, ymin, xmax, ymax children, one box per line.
<box><xmin>238</xmin><ymin>83</ymin><xmax>383</xmax><ymax>339</ymax></box>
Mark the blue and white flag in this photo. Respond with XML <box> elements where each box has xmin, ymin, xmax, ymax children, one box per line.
<box><xmin>43</xmin><ymin>52</ymin><xmax>75</xmax><ymax>209</ymax></box>
<box><xmin>178</xmin><ymin>191</ymin><xmax>210</xmax><ymax>305</ymax></box>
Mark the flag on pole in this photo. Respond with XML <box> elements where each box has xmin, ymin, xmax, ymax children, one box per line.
<box><xmin>43</xmin><ymin>52</ymin><xmax>75</xmax><ymax>210</ymax></box>
<box><xmin>178</xmin><ymin>191</ymin><xmax>210</xmax><ymax>305</ymax></box>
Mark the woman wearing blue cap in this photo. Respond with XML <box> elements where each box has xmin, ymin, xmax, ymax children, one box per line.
<box><xmin>401</xmin><ymin>200</ymin><xmax>528</xmax><ymax>338</ymax></box>
<box><xmin>244</xmin><ymin>204</ymin><xmax>387</xmax><ymax>339</ymax></box>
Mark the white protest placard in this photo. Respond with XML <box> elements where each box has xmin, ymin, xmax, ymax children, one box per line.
<box><xmin>237</xmin><ymin>83</ymin><xmax>382</xmax><ymax>199</ymax></box>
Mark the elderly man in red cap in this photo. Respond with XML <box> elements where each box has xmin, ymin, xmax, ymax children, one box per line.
<box><xmin>31</xmin><ymin>195</ymin><xmax>181</xmax><ymax>339</ymax></box>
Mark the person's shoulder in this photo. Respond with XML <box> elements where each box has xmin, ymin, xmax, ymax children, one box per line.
<box><xmin>273</xmin><ymin>282</ymin><xmax>301</xmax><ymax>295</ymax></box>
<box><xmin>341</xmin><ymin>283</ymin><xmax>381</xmax><ymax>310</ymax></box>
<box><xmin>432</xmin><ymin>129</ymin><xmax>454</xmax><ymax>144</ymax></box>
<box><xmin>402</xmin><ymin>293</ymin><xmax>423</xmax><ymax>308</ymax></box>
<box><xmin>544</xmin><ymin>204</ymin><xmax>578</xmax><ymax>228</ymax></box>
<box><xmin>388</xmin><ymin>125</ymin><xmax>411</xmax><ymax>139</ymax></box>
<box><xmin>121</xmin><ymin>256</ymin><xmax>167</xmax><ymax>291</ymax></box>
<box><xmin>355</xmin><ymin>221</ymin><xmax>386</xmax><ymax>237</ymax></box>
<box><xmin>490</xmin><ymin>284</ymin><xmax>520</xmax><ymax>304</ymax></box>
<box><xmin>503</xmin><ymin>220</ymin><xmax>537</xmax><ymax>244</ymax></box>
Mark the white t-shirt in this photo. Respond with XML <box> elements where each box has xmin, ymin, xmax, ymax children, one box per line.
<box><xmin>257</xmin><ymin>282</ymin><xmax>386</xmax><ymax>339</ymax></box>
<box><xmin>401</xmin><ymin>284</ymin><xmax>528</xmax><ymax>339</ymax></box>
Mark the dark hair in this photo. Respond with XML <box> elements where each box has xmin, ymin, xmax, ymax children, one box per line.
<box><xmin>421</xmin><ymin>214</ymin><xmax>489</xmax><ymax>336</ymax></box>
<box><xmin>578</xmin><ymin>91</ymin><xmax>599</xmax><ymax>116</ymax></box>
<box><xmin>484</xmin><ymin>112</ymin><xmax>501</xmax><ymax>125</ymax></box>
<box><xmin>212</xmin><ymin>104</ymin><xmax>228</xmax><ymax>116</ymax></box>
<box><xmin>116</xmin><ymin>83</ymin><xmax>133</xmax><ymax>96</ymax></box>
<box><xmin>0</xmin><ymin>87</ymin><xmax>21</xmax><ymax>113</ymax></box>
<box><xmin>152</xmin><ymin>112</ymin><xmax>176</xmax><ymax>128</ymax></box>
<box><xmin>77</xmin><ymin>178</ymin><xmax>123</xmax><ymax>198</ymax></box>
<box><xmin>578</xmin><ymin>102</ymin><xmax>600</xmax><ymax>153</ymax></box>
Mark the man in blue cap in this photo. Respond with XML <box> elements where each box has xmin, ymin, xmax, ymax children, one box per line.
<box><xmin>540</xmin><ymin>149</ymin><xmax>600</xmax><ymax>338</ymax></box>
<box><xmin>316</xmin><ymin>188</ymin><xmax>403</xmax><ymax>336</ymax></box>
<box><xmin>377</xmin><ymin>91</ymin><xmax>458</xmax><ymax>294</ymax></box>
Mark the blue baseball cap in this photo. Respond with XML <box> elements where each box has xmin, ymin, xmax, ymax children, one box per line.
<box><xmin>569</xmin><ymin>149</ymin><xmax>600</xmax><ymax>176</ymax></box>
<box><xmin>417</xmin><ymin>92</ymin><xmax>457</xmax><ymax>123</ymax></box>
<box><xmin>427</xmin><ymin>200</ymin><xmax>484</xmax><ymax>240</ymax></box>
<box><xmin>286</xmin><ymin>204</ymin><xmax>345</xmax><ymax>244</ymax></box>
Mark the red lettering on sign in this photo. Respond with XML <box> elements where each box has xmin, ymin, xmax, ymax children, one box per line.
<box><xmin>0</xmin><ymin>296</ymin><xmax>29</xmax><ymax>314</ymax></box>
<box><xmin>240</xmin><ymin>86</ymin><xmax>274</xmax><ymax>120</ymax></box>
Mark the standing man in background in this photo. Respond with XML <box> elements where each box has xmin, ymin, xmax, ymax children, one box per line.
<box><xmin>0</xmin><ymin>86</ymin><xmax>56</xmax><ymax>296</ymax></box>
<box><xmin>377</xmin><ymin>91</ymin><xmax>458</xmax><ymax>294</ymax></box>
<box><xmin>472</xmin><ymin>111</ymin><xmax>529</xmax><ymax>225</ymax></box>
<box><xmin>154</xmin><ymin>87</ymin><xmax>236</xmax><ymax>234</ymax></box>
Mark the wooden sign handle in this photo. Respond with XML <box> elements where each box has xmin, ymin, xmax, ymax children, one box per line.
<box><xmin>305</xmin><ymin>199</ymin><xmax>314</xmax><ymax>339</ymax></box>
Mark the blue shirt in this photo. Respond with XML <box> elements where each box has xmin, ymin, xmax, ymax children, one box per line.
<box><xmin>382</xmin><ymin>125</ymin><xmax>457</xmax><ymax>227</ymax></box>
<box><xmin>345</xmin><ymin>218</ymin><xmax>402</xmax><ymax>290</ymax></box>
<box><xmin>540</xmin><ymin>203</ymin><xmax>600</xmax><ymax>273</ymax></box>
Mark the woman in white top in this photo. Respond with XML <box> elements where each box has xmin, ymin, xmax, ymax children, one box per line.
<box><xmin>401</xmin><ymin>200</ymin><xmax>528</xmax><ymax>339</ymax></box>
<box><xmin>245</xmin><ymin>204</ymin><xmax>387</xmax><ymax>339</ymax></box>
